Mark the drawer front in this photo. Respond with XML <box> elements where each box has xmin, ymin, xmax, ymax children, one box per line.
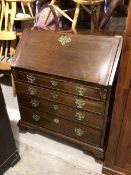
<box><xmin>17</xmin><ymin>93</ymin><xmax>104</xmax><ymax>129</ymax></box>
<box><xmin>19</xmin><ymin>106</ymin><xmax>102</xmax><ymax>146</ymax></box>
<box><xmin>15</xmin><ymin>82</ymin><xmax>106</xmax><ymax>114</ymax></box>
<box><xmin>14</xmin><ymin>70</ymin><xmax>105</xmax><ymax>100</ymax></box>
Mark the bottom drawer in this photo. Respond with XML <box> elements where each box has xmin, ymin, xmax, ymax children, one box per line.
<box><xmin>19</xmin><ymin>106</ymin><xmax>102</xmax><ymax>146</ymax></box>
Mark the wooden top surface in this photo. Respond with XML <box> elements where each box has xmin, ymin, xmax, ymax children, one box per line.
<box><xmin>11</xmin><ymin>30</ymin><xmax>123</xmax><ymax>86</ymax></box>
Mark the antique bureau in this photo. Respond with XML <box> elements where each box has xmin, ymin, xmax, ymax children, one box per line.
<box><xmin>11</xmin><ymin>30</ymin><xmax>122</xmax><ymax>159</ymax></box>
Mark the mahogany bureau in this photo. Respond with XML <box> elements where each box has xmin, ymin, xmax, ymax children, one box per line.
<box><xmin>11</xmin><ymin>30</ymin><xmax>122</xmax><ymax>159</ymax></box>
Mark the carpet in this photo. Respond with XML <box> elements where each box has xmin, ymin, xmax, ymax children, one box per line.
<box><xmin>5</xmin><ymin>140</ymin><xmax>101</xmax><ymax>175</ymax></box>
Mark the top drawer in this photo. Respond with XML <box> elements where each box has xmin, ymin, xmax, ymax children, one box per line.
<box><xmin>13</xmin><ymin>70</ymin><xmax>107</xmax><ymax>101</ymax></box>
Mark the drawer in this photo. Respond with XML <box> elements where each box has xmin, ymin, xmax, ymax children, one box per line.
<box><xmin>15</xmin><ymin>82</ymin><xmax>106</xmax><ymax>114</ymax></box>
<box><xmin>17</xmin><ymin>93</ymin><xmax>104</xmax><ymax>130</ymax></box>
<box><xmin>19</xmin><ymin>106</ymin><xmax>102</xmax><ymax>146</ymax></box>
<box><xmin>14</xmin><ymin>70</ymin><xmax>107</xmax><ymax>101</ymax></box>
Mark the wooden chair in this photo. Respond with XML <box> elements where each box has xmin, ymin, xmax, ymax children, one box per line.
<box><xmin>13</xmin><ymin>0</ymin><xmax>36</xmax><ymax>21</ymax></box>
<box><xmin>6</xmin><ymin>0</ymin><xmax>36</xmax><ymax>37</ymax></box>
<box><xmin>0</xmin><ymin>0</ymin><xmax>16</xmax><ymax>70</ymax></box>
<box><xmin>44</xmin><ymin>0</ymin><xmax>104</xmax><ymax>33</ymax></box>
<box><xmin>72</xmin><ymin>0</ymin><xmax>104</xmax><ymax>31</ymax></box>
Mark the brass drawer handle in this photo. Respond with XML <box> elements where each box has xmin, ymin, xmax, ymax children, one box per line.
<box><xmin>53</xmin><ymin>104</ymin><xmax>59</xmax><ymax>111</ymax></box>
<box><xmin>76</xmin><ymin>86</ymin><xmax>86</xmax><ymax>96</ymax></box>
<box><xmin>103</xmin><ymin>89</ymin><xmax>107</xmax><ymax>100</ymax></box>
<box><xmin>75</xmin><ymin>128</ymin><xmax>84</xmax><ymax>137</ymax></box>
<box><xmin>32</xmin><ymin>114</ymin><xmax>40</xmax><ymax>122</ymax></box>
<box><xmin>30</xmin><ymin>99</ymin><xmax>39</xmax><ymax>107</ymax></box>
<box><xmin>51</xmin><ymin>93</ymin><xmax>58</xmax><ymax>99</ymax></box>
<box><xmin>75</xmin><ymin>99</ymin><xmax>86</xmax><ymax>109</ymax></box>
<box><xmin>50</xmin><ymin>80</ymin><xmax>58</xmax><ymax>86</ymax></box>
<box><xmin>28</xmin><ymin>86</ymin><xmax>37</xmax><ymax>95</ymax></box>
<box><xmin>53</xmin><ymin>118</ymin><xmax>59</xmax><ymax>124</ymax></box>
<box><xmin>27</xmin><ymin>74</ymin><xmax>36</xmax><ymax>83</ymax></box>
<box><xmin>75</xmin><ymin>111</ymin><xmax>85</xmax><ymax>121</ymax></box>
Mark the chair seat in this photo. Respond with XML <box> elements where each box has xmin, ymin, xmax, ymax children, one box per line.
<box><xmin>73</xmin><ymin>0</ymin><xmax>104</xmax><ymax>5</ymax></box>
<box><xmin>0</xmin><ymin>31</ymin><xmax>16</xmax><ymax>40</ymax></box>
<box><xmin>0</xmin><ymin>61</ymin><xmax>10</xmax><ymax>70</ymax></box>
<box><xmin>15</xmin><ymin>12</ymin><xmax>35</xmax><ymax>21</ymax></box>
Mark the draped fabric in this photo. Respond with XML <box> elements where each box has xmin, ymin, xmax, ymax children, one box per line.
<box><xmin>35</xmin><ymin>0</ymin><xmax>62</xmax><ymax>30</ymax></box>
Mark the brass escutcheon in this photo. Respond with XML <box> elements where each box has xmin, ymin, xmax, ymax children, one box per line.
<box><xmin>27</xmin><ymin>74</ymin><xmax>36</xmax><ymax>83</ymax></box>
<box><xmin>103</xmin><ymin>89</ymin><xmax>107</xmax><ymax>100</ymax></box>
<box><xmin>52</xmin><ymin>93</ymin><xmax>58</xmax><ymax>99</ymax></box>
<box><xmin>75</xmin><ymin>111</ymin><xmax>85</xmax><ymax>121</ymax></box>
<box><xmin>53</xmin><ymin>118</ymin><xmax>59</xmax><ymax>124</ymax></box>
<box><xmin>76</xmin><ymin>86</ymin><xmax>86</xmax><ymax>96</ymax></box>
<box><xmin>50</xmin><ymin>80</ymin><xmax>58</xmax><ymax>86</ymax></box>
<box><xmin>58</xmin><ymin>35</ymin><xmax>71</xmax><ymax>46</ymax></box>
<box><xmin>75</xmin><ymin>128</ymin><xmax>84</xmax><ymax>137</ymax></box>
<box><xmin>28</xmin><ymin>86</ymin><xmax>37</xmax><ymax>95</ymax></box>
<box><xmin>32</xmin><ymin>114</ymin><xmax>40</xmax><ymax>122</ymax></box>
<box><xmin>75</xmin><ymin>99</ymin><xmax>86</xmax><ymax>109</ymax></box>
<box><xmin>30</xmin><ymin>99</ymin><xmax>39</xmax><ymax>107</ymax></box>
<box><xmin>53</xmin><ymin>104</ymin><xmax>59</xmax><ymax>111</ymax></box>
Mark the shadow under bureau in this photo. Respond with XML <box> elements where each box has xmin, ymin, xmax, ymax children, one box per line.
<box><xmin>11</xmin><ymin>30</ymin><xmax>122</xmax><ymax>159</ymax></box>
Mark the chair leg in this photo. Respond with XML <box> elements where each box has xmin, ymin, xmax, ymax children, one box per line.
<box><xmin>10</xmin><ymin>40</ymin><xmax>16</xmax><ymax>59</ymax></box>
<box><xmin>52</xmin><ymin>5</ymin><xmax>73</xmax><ymax>22</ymax></box>
<box><xmin>10</xmin><ymin>2</ymin><xmax>16</xmax><ymax>30</ymax></box>
<box><xmin>96</xmin><ymin>4</ymin><xmax>100</xmax><ymax>22</ymax></box>
<box><xmin>91</xmin><ymin>5</ymin><xmax>99</xmax><ymax>30</ymax></box>
<box><xmin>0</xmin><ymin>41</ymin><xmax>4</xmax><ymax>60</ymax></box>
<box><xmin>0</xmin><ymin>41</ymin><xmax>10</xmax><ymax>70</ymax></box>
<box><xmin>21</xmin><ymin>2</ymin><xmax>26</xmax><ymax>16</ymax></box>
<box><xmin>44</xmin><ymin>0</ymin><xmax>56</xmax><ymax>24</ymax></box>
<box><xmin>81</xmin><ymin>5</ymin><xmax>91</xmax><ymax>14</ymax></box>
<box><xmin>27</xmin><ymin>2</ymin><xmax>33</xmax><ymax>17</ymax></box>
<box><xmin>4</xmin><ymin>41</ymin><xmax>8</xmax><ymax>62</ymax></box>
<box><xmin>5</xmin><ymin>2</ymin><xmax>9</xmax><ymax>31</ymax></box>
<box><xmin>72</xmin><ymin>3</ymin><xmax>80</xmax><ymax>33</ymax></box>
<box><xmin>49</xmin><ymin>4</ymin><xmax>60</xmax><ymax>30</ymax></box>
<box><xmin>0</xmin><ymin>2</ymin><xmax>4</xmax><ymax>30</ymax></box>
